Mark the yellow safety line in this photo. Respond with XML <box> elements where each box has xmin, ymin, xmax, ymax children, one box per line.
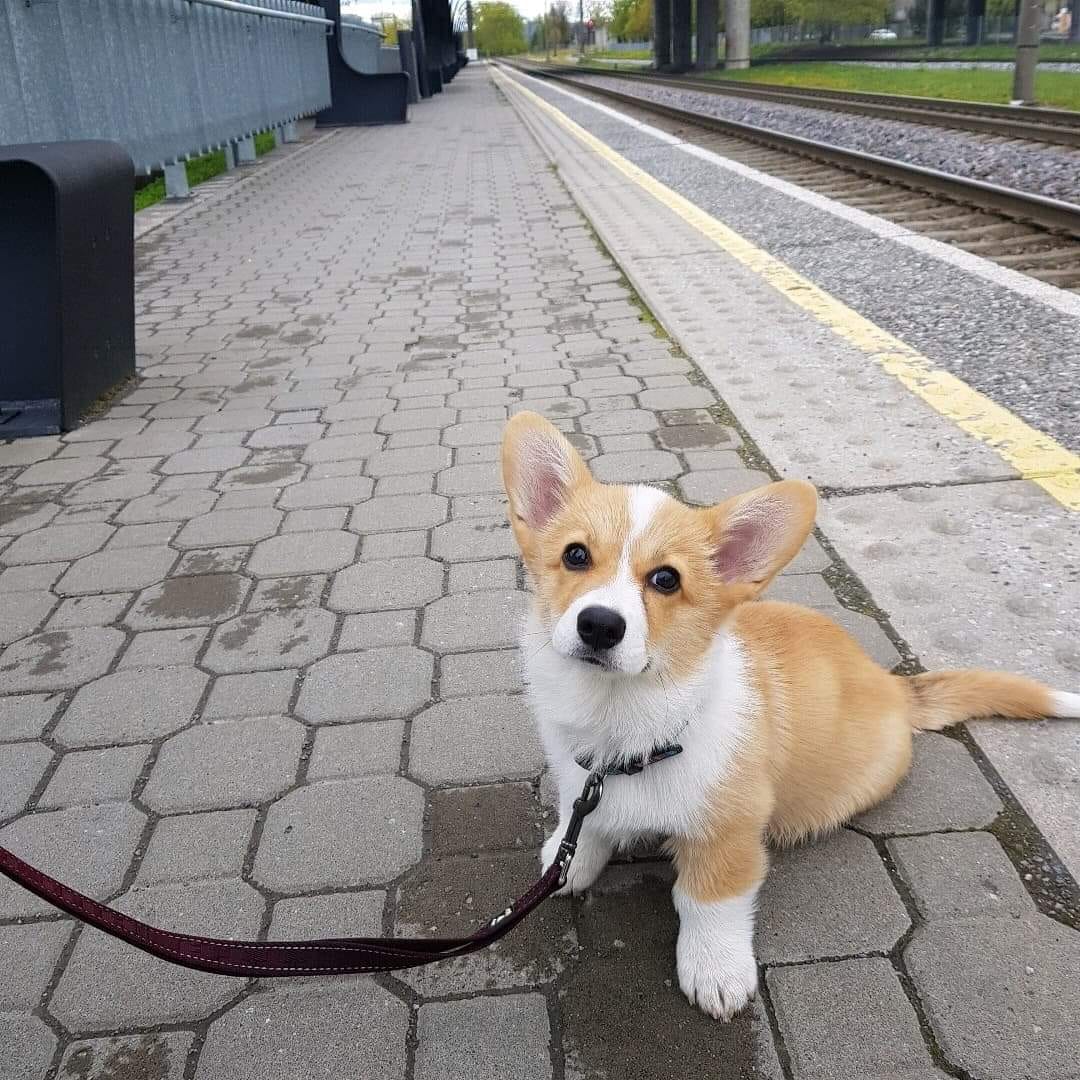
<box><xmin>495</xmin><ymin>67</ymin><xmax>1080</xmax><ymax>511</ymax></box>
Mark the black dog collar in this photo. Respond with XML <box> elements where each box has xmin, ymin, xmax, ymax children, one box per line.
<box><xmin>574</xmin><ymin>742</ymin><xmax>684</xmax><ymax>777</ymax></box>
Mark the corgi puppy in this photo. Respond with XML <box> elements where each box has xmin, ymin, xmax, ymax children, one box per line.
<box><xmin>501</xmin><ymin>411</ymin><xmax>1080</xmax><ymax>1021</ymax></box>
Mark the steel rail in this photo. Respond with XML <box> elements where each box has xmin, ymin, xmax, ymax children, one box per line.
<box><xmin>507</xmin><ymin>62</ymin><xmax>1080</xmax><ymax>240</ymax></box>
<box><xmin>546</xmin><ymin>63</ymin><xmax>1080</xmax><ymax>149</ymax></box>
<box><xmin>185</xmin><ymin>0</ymin><xmax>333</xmax><ymax>27</ymax></box>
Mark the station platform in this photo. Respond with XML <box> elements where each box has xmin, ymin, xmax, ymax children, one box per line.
<box><xmin>1</xmin><ymin>63</ymin><xmax>1078</xmax><ymax>1080</ymax></box>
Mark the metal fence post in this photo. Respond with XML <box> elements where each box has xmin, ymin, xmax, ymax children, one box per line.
<box><xmin>234</xmin><ymin>135</ymin><xmax>257</xmax><ymax>163</ymax></box>
<box><xmin>163</xmin><ymin>161</ymin><xmax>192</xmax><ymax>198</ymax></box>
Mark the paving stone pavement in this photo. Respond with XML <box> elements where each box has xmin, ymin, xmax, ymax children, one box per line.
<box><xmin>1</xmin><ymin>65</ymin><xmax>1078</xmax><ymax>1080</ymax></box>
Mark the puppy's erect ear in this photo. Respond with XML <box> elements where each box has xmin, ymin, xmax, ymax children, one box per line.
<box><xmin>502</xmin><ymin>411</ymin><xmax>590</xmax><ymax>534</ymax></box>
<box><xmin>706</xmin><ymin>480</ymin><xmax>817</xmax><ymax>594</ymax></box>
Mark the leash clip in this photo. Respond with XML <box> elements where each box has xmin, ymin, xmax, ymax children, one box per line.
<box><xmin>556</xmin><ymin>773</ymin><xmax>604</xmax><ymax>887</ymax></box>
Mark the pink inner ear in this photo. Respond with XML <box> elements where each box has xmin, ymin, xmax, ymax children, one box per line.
<box><xmin>518</xmin><ymin>435</ymin><xmax>573</xmax><ymax>529</ymax></box>
<box><xmin>524</xmin><ymin>464</ymin><xmax>565</xmax><ymax>529</ymax></box>
<box><xmin>711</xmin><ymin>517</ymin><xmax>770</xmax><ymax>583</ymax></box>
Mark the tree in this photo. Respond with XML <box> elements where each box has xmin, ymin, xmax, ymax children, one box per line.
<box><xmin>610</xmin><ymin>0</ymin><xmax>651</xmax><ymax>39</ymax></box>
<box><xmin>786</xmin><ymin>0</ymin><xmax>889</xmax><ymax>39</ymax></box>
<box><xmin>475</xmin><ymin>1</ymin><xmax>528</xmax><ymax>54</ymax></box>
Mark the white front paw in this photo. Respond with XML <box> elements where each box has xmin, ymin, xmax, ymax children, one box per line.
<box><xmin>676</xmin><ymin>937</ymin><xmax>758</xmax><ymax>1020</ymax></box>
<box><xmin>540</xmin><ymin>831</ymin><xmax>611</xmax><ymax>896</ymax></box>
<box><xmin>673</xmin><ymin>886</ymin><xmax>760</xmax><ymax>1021</ymax></box>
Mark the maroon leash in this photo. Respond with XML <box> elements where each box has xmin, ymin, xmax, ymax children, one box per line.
<box><xmin>0</xmin><ymin>774</ymin><xmax>603</xmax><ymax>978</ymax></box>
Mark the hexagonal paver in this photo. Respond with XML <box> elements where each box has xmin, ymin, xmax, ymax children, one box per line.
<box><xmin>57</xmin><ymin>1034</ymin><xmax>194</xmax><ymax>1080</ymax></box>
<box><xmin>589</xmin><ymin>451</ymin><xmax>682</xmax><ymax>483</ymax></box>
<box><xmin>2</xmin><ymin>921</ymin><xmax>73</xmax><ymax>1011</ymax></box>
<box><xmin>50</xmin><ymin>879</ymin><xmax>263</xmax><ymax>1031</ymax></box>
<box><xmin>0</xmin><ymin>627</ymin><xmax>125</xmax><ymax>692</ymax></box>
<box><xmin>253</xmin><ymin>777</ymin><xmax>424</xmax><ymax>890</ymax></box>
<box><xmin>0</xmin><ymin>802</ymin><xmax>145</xmax><ymax>918</ymax></box>
<box><xmin>887</xmin><ymin>832</ymin><xmax>1033</xmax><ymax>922</ymax></box>
<box><xmin>755</xmin><ymin>828</ymin><xmax>910</xmax><ymax>963</ymax></box>
<box><xmin>0</xmin><ymin>741</ymin><xmax>53</xmax><ymax>819</ymax></box>
<box><xmin>0</xmin><ymin>590</ymin><xmax>55</xmax><ymax>645</ymax></box>
<box><xmin>1</xmin><ymin>523</ymin><xmax>113</xmax><ymax>565</ymax></box>
<box><xmin>364</xmin><ymin>445</ymin><xmax>451</xmax><ymax>477</ymax></box>
<box><xmin>196</xmin><ymin>983</ymin><xmax>408</xmax><ymax>1080</ymax></box>
<box><xmin>0</xmin><ymin>498</ymin><xmax>61</xmax><ymax>536</ymax></box>
<box><xmin>276</xmin><ymin>475</ymin><xmax>374</xmax><ymax>510</ymax></box>
<box><xmin>159</xmin><ymin>447</ymin><xmax>250</xmax><ymax>475</ymax></box>
<box><xmin>429</xmin><ymin>517</ymin><xmax>517</xmax><ymax>561</ymax></box>
<box><xmin>116</xmin><ymin>490</ymin><xmax>218</xmax><ymax>525</ymax></box>
<box><xmin>905</xmin><ymin>916</ymin><xmax>1080</xmax><ymax>1080</ymax></box>
<box><xmin>247</xmin><ymin>530</ymin><xmax>358</xmax><ymax>577</ymax></box>
<box><xmin>174</xmin><ymin>508</ymin><xmax>282</xmax><ymax>550</ymax></box>
<box><xmin>328</xmin><ymin>556</ymin><xmax>443</xmax><ymax>612</ymax></box>
<box><xmin>767</xmin><ymin>958</ymin><xmax>936</xmax><ymax>1080</ymax></box>
<box><xmin>409</xmin><ymin>695</ymin><xmax>543</xmax><ymax>784</ymax></box>
<box><xmin>203</xmin><ymin>608</ymin><xmax>335</xmax><ymax>672</ymax></box>
<box><xmin>2</xmin><ymin>1015</ymin><xmax>56</xmax><ymax>1080</ymax></box>
<box><xmin>14</xmin><ymin>456</ymin><xmax>106</xmax><ymax>487</ymax></box>
<box><xmin>678</xmin><ymin>469</ymin><xmax>772</xmax><ymax>507</ymax></box>
<box><xmin>53</xmin><ymin>667</ymin><xmax>208</xmax><ymax>747</ymax></box>
<box><xmin>142</xmin><ymin>717</ymin><xmax>304</xmax><ymax>812</ymax></box>
<box><xmin>125</xmin><ymin>574</ymin><xmax>251</xmax><ymax>629</ymax></box>
<box><xmin>349</xmin><ymin>494</ymin><xmax>447</xmax><ymax>533</ymax></box>
<box><xmin>217</xmin><ymin>462</ymin><xmax>305</xmax><ymax>491</ymax></box>
<box><xmin>422</xmin><ymin>590</ymin><xmax>528</xmax><ymax>652</ymax></box>
<box><xmin>55</xmin><ymin>545</ymin><xmax>177</xmax><ymax>596</ymax></box>
<box><xmin>296</xmin><ymin>647</ymin><xmax>433</xmax><ymax>723</ymax></box>
<box><xmin>436</xmin><ymin>462</ymin><xmax>502</xmax><ymax>495</ymax></box>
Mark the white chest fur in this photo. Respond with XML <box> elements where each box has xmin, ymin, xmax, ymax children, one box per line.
<box><xmin>524</xmin><ymin>611</ymin><xmax>754</xmax><ymax>842</ymax></box>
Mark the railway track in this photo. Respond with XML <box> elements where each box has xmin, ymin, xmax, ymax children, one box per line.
<box><xmin>555</xmin><ymin>64</ymin><xmax>1080</xmax><ymax>149</ymax></box>
<box><xmin>504</xmin><ymin>62</ymin><xmax>1080</xmax><ymax>292</ymax></box>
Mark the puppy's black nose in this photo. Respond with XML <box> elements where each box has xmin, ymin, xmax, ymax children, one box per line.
<box><xmin>577</xmin><ymin>606</ymin><xmax>626</xmax><ymax>651</ymax></box>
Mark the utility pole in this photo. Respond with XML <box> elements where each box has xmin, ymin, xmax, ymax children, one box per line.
<box><xmin>1070</xmin><ymin>0</ymin><xmax>1080</xmax><ymax>42</ymax></box>
<box><xmin>1011</xmin><ymin>0</ymin><xmax>1041</xmax><ymax>104</ymax></box>
<box><xmin>465</xmin><ymin>0</ymin><xmax>474</xmax><ymax>51</ymax></box>
<box><xmin>579</xmin><ymin>0</ymin><xmax>585</xmax><ymax>57</ymax></box>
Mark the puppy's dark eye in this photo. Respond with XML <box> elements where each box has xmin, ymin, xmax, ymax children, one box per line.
<box><xmin>562</xmin><ymin>544</ymin><xmax>590</xmax><ymax>570</ymax></box>
<box><xmin>648</xmin><ymin>566</ymin><xmax>680</xmax><ymax>594</ymax></box>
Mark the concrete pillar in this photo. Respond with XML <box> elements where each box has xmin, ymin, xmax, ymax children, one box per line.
<box><xmin>724</xmin><ymin>0</ymin><xmax>749</xmax><ymax>69</ymax></box>
<box><xmin>163</xmin><ymin>161</ymin><xmax>190</xmax><ymax>200</ymax></box>
<box><xmin>234</xmin><ymin>136</ymin><xmax>257</xmax><ymax>165</ymax></box>
<box><xmin>696</xmin><ymin>0</ymin><xmax>719</xmax><ymax>69</ymax></box>
<box><xmin>222</xmin><ymin>143</ymin><xmax>236</xmax><ymax>172</ymax></box>
<box><xmin>281</xmin><ymin>121</ymin><xmax>299</xmax><ymax>143</ymax></box>
<box><xmin>1069</xmin><ymin>0</ymin><xmax>1079</xmax><ymax>42</ymax></box>
<box><xmin>653</xmin><ymin>0</ymin><xmax>672</xmax><ymax>70</ymax></box>
<box><xmin>926</xmin><ymin>0</ymin><xmax>945</xmax><ymax>46</ymax></box>
<box><xmin>671</xmin><ymin>0</ymin><xmax>692</xmax><ymax>71</ymax></box>
<box><xmin>1011</xmin><ymin>0</ymin><xmax>1041</xmax><ymax>104</ymax></box>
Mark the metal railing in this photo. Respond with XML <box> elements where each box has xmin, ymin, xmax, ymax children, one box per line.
<box><xmin>0</xmin><ymin>0</ymin><xmax>333</xmax><ymax>174</ymax></box>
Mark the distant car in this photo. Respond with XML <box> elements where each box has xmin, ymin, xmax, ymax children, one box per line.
<box><xmin>868</xmin><ymin>28</ymin><xmax>898</xmax><ymax>39</ymax></box>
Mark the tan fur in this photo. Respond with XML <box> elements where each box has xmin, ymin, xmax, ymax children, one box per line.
<box><xmin>503</xmin><ymin>412</ymin><xmax>1068</xmax><ymax>908</ymax></box>
<box><xmin>903</xmin><ymin>669</ymin><xmax>1055</xmax><ymax>730</ymax></box>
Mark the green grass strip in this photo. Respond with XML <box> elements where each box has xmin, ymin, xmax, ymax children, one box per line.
<box><xmin>705</xmin><ymin>61</ymin><xmax>1080</xmax><ymax>111</ymax></box>
<box><xmin>134</xmin><ymin>129</ymin><xmax>282</xmax><ymax>213</ymax></box>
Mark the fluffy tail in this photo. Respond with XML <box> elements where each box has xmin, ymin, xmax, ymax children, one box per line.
<box><xmin>901</xmin><ymin>670</ymin><xmax>1080</xmax><ymax>731</ymax></box>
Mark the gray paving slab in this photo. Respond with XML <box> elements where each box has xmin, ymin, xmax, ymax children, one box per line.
<box><xmin>196</xmin><ymin>984</ymin><xmax>408</xmax><ymax>1080</ymax></box>
<box><xmin>767</xmin><ymin>958</ymin><xmax>945</xmax><ymax>1080</ymax></box>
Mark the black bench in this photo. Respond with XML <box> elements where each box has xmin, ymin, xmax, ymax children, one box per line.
<box><xmin>0</xmin><ymin>140</ymin><xmax>135</xmax><ymax>438</ymax></box>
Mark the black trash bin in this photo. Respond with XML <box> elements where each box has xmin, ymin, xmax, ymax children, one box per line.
<box><xmin>1</xmin><ymin>140</ymin><xmax>135</xmax><ymax>438</ymax></box>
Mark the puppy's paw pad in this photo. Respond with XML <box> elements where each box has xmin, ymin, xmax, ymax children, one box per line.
<box><xmin>678</xmin><ymin>953</ymin><xmax>758</xmax><ymax>1021</ymax></box>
